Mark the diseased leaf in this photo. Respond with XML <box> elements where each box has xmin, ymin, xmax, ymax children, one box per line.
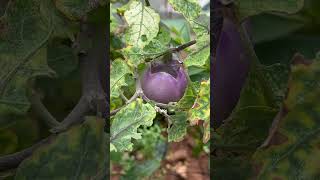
<box><xmin>189</xmin><ymin>80</ymin><xmax>210</xmax><ymax>125</ymax></box>
<box><xmin>123</xmin><ymin>38</ymin><xmax>170</xmax><ymax>67</ymax></box>
<box><xmin>168</xmin><ymin>0</ymin><xmax>209</xmax><ymax>68</ymax></box>
<box><xmin>252</xmin><ymin>59</ymin><xmax>320</xmax><ymax>179</ymax></box>
<box><xmin>235</xmin><ymin>0</ymin><xmax>305</xmax><ymax>21</ymax></box>
<box><xmin>168</xmin><ymin>0</ymin><xmax>201</xmax><ymax>22</ymax></box>
<box><xmin>188</xmin><ymin>80</ymin><xmax>210</xmax><ymax>143</ymax></box>
<box><xmin>110</xmin><ymin>59</ymin><xmax>132</xmax><ymax>98</ymax></box>
<box><xmin>15</xmin><ymin>117</ymin><xmax>107</xmax><ymax>179</ymax></box>
<box><xmin>110</xmin><ymin>99</ymin><xmax>156</xmax><ymax>152</ymax></box>
<box><xmin>168</xmin><ymin>111</ymin><xmax>188</xmax><ymax>142</ymax></box>
<box><xmin>124</xmin><ymin>1</ymin><xmax>160</xmax><ymax>48</ymax></box>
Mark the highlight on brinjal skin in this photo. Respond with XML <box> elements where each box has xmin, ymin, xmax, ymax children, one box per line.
<box><xmin>213</xmin><ymin>17</ymin><xmax>250</xmax><ymax>127</ymax></box>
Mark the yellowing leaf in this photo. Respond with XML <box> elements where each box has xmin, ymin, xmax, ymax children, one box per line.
<box><xmin>189</xmin><ymin>80</ymin><xmax>210</xmax><ymax>124</ymax></box>
<box><xmin>188</xmin><ymin>80</ymin><xmax>210</xmax><ymax>143</ymax></box>
<box><xmin>253</xmin><ymin>58</ymin><xmax>320</xmax><ymax>179</ymax></box>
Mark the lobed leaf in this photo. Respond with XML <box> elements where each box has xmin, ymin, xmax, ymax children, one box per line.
<box><xmin>110</xmin><ymin>99</ymin><xmax>156</xmax><ymax>152</ymax></box>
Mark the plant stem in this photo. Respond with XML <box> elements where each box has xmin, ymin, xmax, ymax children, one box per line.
<box><xmin>119</xmin><ymin>90</ymin><xmax>129</xmax><ymax>103</ymax></box>
<box><xmin>145</xmin><ymin>40</ymin><xmax>197</xmax><ymax>61</ymax></box>
<box><xmin>27</xmin><ymin>79</ymin><xmax>61</xmax><ymax>128</ymax></box>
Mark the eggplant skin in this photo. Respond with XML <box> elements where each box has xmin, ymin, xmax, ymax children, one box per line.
<box><xmin>141</xmin><ymin>60</ymin><xmax>188</xmax><ymax>104</ymax></box>
<box><xmin>213</xmin><ymin>18</ymin><xmax>250</xmax><ymax>127</ymax></box>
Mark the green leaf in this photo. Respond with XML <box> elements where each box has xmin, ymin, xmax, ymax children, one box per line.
<box><xmin>110</xmin><ymin>97</ymin><xmax>123</xmax><ymax>112</ymax></box>
<box><xmin>124</xmin><ymin>1</ymin><xmax>160</xmax><ymax>48</ymax></box>
<box><xmin>156</xmin><ymin>26</ymin><xmax>172</xmax><ymax>46</ymax></box>
<box><xmin>161</xmin><ymin>19</ymin><xmax>191</xmax><ymax>44</ymax></box>
<box><xmin>110</xmin><ymin>99</ymin><xmax>156</xmax><ymax>152</ymax></box>
<box><xmin>110</xmin><ymin>59</ymin><xmax>132</xmax><ymax>98</ymax></box>
<box><xmin>235</xmin><ymin>0</ymin><xmax>305</xmax><ymax>21</ymax></box>
<box><xmin>15</xmin><ymin>117</ymin><xmax>107</xmax><ymax>179</ymax></box>
<box><xmin>168</xmin><ymin>111</ymin><xmax>188</xmax><ymax>142</ymax></box>
<box><xmin>177</xmin><ymin>82</ymin><xmax>198</xmax><ymax>111</ymax></box>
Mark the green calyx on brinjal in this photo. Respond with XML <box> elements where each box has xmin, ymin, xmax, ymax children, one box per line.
<box><xmin>213</xmin><ymin>17</ymin><xmax>250</xmax><ymax>127</ymax></box>
<box><xmin>141</xmin><ymin>60</ymin><xmax>188</xmax><ymax>104</ymax></box>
